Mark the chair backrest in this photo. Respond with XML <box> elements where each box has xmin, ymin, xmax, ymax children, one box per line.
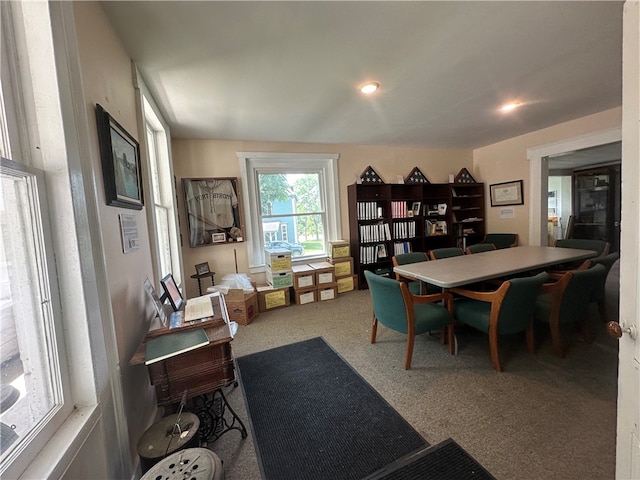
<box><xmin>392</xmin><ymin>252</ymin><xmax>429</xmax><ymax>281</ymax></box>
<box><xmin>554</xmin><ymin>238</ymin><xmax>610</xmax><ymax>257</ymax></box>
<box><xmin>556</xmin><ymin>263</ymin><xmax>607</xmax><ymax>323</ymax></box>
<box><xmin>496</xmin><ymin>272</ymin><xmax>549</xmax><ymax>334</ymax></box>
<box><xmin>428</xmin><ymin>247</ymin><xmax>464</xmax><ymax>260</ymax></box>
<box><xmin>482</xmin><ymin>233</ymin><xmax>518</xmax><ymax>249</ymax></box>
<box><xmin>465</xmin><ymin>243</ymin><xmax>496</xmax><ymax>254</ymax></box>
<box><xmin>364</xmin><ymin>270</ymin><xmax>409</xmax><ymax>334</ymax></box>
<box><xmin>589</xmin><ymin>252</ymin><xmax>619</xmax><ymax>301</ymax></box>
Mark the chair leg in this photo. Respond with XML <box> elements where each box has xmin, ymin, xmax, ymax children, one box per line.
<box><xmin>488</xmin><ymin>328</ymin><xmax>502</xmax><ymax>372</ymax></box>
<box><xmin>404</xmin><ymin>335</ymin><xmax>415</xmax><ymax>370</ymax></box>
<box><xmin>549</xmin><ymin>320</ymin><xmax>565</xmax><ymax>358</ymax></box>
<box><xmin>370</xmin><ymin>314</ymin><xmax>378</xmax><ymax>344</ymax></box>
<box><xmin>525</xmin><ymin>323</ymin><xmax>536</xmax><ymax>354</ymax></box>
<box><xmin>447</xmin><ymin>325</ymin><xmax>456</xmax><ymax>355</ymax></box>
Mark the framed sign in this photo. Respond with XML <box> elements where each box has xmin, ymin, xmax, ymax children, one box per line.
<box><xmin>490</xmin><ymin>180</ymin><xmax>524</xmax><ymax>207</ymax></box>
<box><xmin>183</xmin><ymin>177</ymin><xmax>245</xmax><ymax>247</ymax></box>
<box><xmin>95</xmin><ymin>104</ymin><xmax>144</xmax><ymax>210</ymax></box>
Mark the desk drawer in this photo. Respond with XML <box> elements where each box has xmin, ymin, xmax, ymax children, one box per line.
<box><xmin>166</xmin><ymin>360</ymin><xmax>235</xmax><ymax>404</ymax></box>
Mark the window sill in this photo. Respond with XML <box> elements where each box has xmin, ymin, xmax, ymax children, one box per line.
<box><xmin>19</xmin><ymin>404</ymin><xmax>101</xmax><ymax>480</ymax></box>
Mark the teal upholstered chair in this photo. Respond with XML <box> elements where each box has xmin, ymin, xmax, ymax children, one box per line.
<box><xmin>392</xmin><ymin>252</ymin><xmax>440</xmax><ymax>295</ymax></box>
<box><xmin>428</xmin><ymin>247</ymin><xmax>464</xmax><ymax>260</ymax></box>
<box><xmin>364</xmin><ymin>270</ymin><xmax>454</xmax><ymax>369</ymax></box>
<box><xmin>450</xmin><ymin>271</ymin><xmax>549</xmax><ymax>372</ymax></box>
<box><xmin>534</xmin><ymin>263</ymin><xmax>607</xmax><ymax>358</ymax></box>
<box><xmin>465</xmin><ymin>243</ymin><xmax>496</xmax><ymax>254</ymax></box>
<box><xmin>589</xmin><ymin>252</ymin><xmax>619</xmax><ymax>321</ymax></box>
<box><xmin>481</xmin><ymin>233</ymin><xmax>518</xmax><ymax>249</ymax></box>
<box><xmin>553</xmin><ymin>238</ymin><xmax>610</xmax><ymax>257</ymax></box>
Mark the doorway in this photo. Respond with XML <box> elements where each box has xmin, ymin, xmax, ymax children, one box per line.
<box><xmin>547</xmin><ymin>142</ymin><xmax>621</xmax><ymax>252</ymax></box>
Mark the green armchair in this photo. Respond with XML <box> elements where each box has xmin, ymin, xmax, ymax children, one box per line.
<box><xmin>465</xmin><ymin>243</ymin><xmax>497</xmax><ymax>254</ymax></box>
<box><xmin>553</xmin><ymin>238</ymin><xmax>610</xmax><ymax>257</ymax></box>
<box><xmin>534</xmin><ymin>263</ymin><xmax>607</xmax><ymax>357</ymax></box>
<box><xmin>481</xmin><ymin>233</ymin><xmax>518</xmax><ymax>249</ymax></box>
<box><xmin>450</xmin><ymin>272</ymin><xmax>549</xmax><ymax>372</ymax></box>
<box><xmin>590</xmin><ymin>252</ymin><xmax>620</xmax><ymax>321</ymax></box>
<box><xmin>392</xmin><ymin>252</ymin><xmax>440</xmax><ymax>295</ymax></box>
<box><xmin>428</xmin><ymin>247</ymin><xmax>464</xmax><ymax>260</ymax></box>
<box><xmin>364</xmin><ymin>270</ymin><xmax>454</xmax><ymax>370</ymax></box>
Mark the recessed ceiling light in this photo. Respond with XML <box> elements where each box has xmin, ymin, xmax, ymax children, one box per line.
<box><xmin>360</xmin><ymin>82</ymin><xmax>380</xmax><ymax>94</ymax></box>
<box><xmin>500</xmin><ymin>102</ymin><xmax>521</xmax><ymax>112</ymax></box>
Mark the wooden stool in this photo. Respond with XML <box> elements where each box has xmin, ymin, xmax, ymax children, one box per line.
<box><xmin>140</xmin><ymin>447</ymin><xmax>224</xmax><ymax>480</ymax></box>
<box><xmin>137</xmin><ymin>412</ymin><xmax>200</xmax><ymax>473</ymax></box>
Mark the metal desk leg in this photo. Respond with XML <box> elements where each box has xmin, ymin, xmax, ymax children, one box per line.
<box><xmin>191</xmin><ymin>388</ymin><xmax>248</xmax><ymax>445</ymax></box>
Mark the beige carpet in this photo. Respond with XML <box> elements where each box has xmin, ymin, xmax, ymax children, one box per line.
<box><xmin>209</xmin><ymin>264</ymin><xmax>619</xmax><ymax>480</ymax></box>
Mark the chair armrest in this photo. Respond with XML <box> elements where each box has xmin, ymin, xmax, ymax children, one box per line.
<box><xmin>410</xmin><ymin>291</ymin><xmax>453</xmax><ymax>305</ymax></box>
<box><xmin>449</xmin><ymin>285</ymin><xmax>504</xmax><ymax>303</ymax></box>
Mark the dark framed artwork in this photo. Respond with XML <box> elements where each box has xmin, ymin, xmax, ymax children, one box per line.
<box><xmin>95</xmin><ymin>104</ymin><xmax>144</xmax><ymax>210</ymax></box>
<box><xmin>183</xmin><ymin>177</ymin><xmax>245</xmax><ymax>247</ymax></box>
<box><xmin>490</xmin><ymin>180</ymin><xmax>524</xmax><ymax>207</ymax></box>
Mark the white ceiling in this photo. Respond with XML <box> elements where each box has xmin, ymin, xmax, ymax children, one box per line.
<box><xmin>99</xmin><ymin>1</ymin><xmax>623</xmax><ymax>150</ymax></box>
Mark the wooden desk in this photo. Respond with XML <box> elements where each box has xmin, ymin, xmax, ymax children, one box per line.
<box><xmin>393</xmin><ymin>246</ymin><xmax>596</xmax><ymax>288</ymax></box>
<box><xmin>131</xmin><ymin>323</ymin><xmax>235</xmax><ymax>406</ymax></box>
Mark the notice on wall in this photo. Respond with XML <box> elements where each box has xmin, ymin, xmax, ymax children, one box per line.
<box><xmin>119</xmin><ymin>213</ymin><xmax>140</xmax><ymax>253</ymax></box>
<box><xmin>500</xmin><ymin>208</ymin><xmax>515</xmax><ymax>219</ymax></box>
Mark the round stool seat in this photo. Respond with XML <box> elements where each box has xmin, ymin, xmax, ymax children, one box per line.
<box><xmin>140</xmin><ymin>447</ymin><xmax>223</xmax><ymax>480</ymax></box>
<box><xmin>137</xmin><ymin>412</ymin><xmax>200</xmax><ymax>473</ymax></box>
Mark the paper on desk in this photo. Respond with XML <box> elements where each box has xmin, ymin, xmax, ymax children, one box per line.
<box><xmin>184</xmin><ymin>294</ymin><xmax>214</xmax><ymax>322</ymax></box>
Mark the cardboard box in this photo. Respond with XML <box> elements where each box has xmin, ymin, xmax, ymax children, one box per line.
<box><xmin>293</xmin><ymin>287</ymin><xmax>317</xmax><ymax>305</ymax></box>
<box><xmin>336</xmin><ymin>275</ymin><xmax>357</xmax><ymax>294</ymax></box>
<box><xmin>328</xmin><ymin>240</ymin><xmax>350</xmax><ymax>259</ymax></box>
<box><xmin>292</xmin><ymin>264</ymin><xmax>316</xmax><ymax>290</ymax></box>
<box><xmin>317</xmin><ymin>285</ymin><xmax>338</xmax><ymax>302</ymax></box>
<box><xmin>309</xmin><ymin>261</ymin><xmax>336</xmax><ymax>286</ymax></box>
<box><xmin>264</xmin><ymin>248</ymin><xmax>292</xmax><ymax>272</ymax></box>
<box><xmin>224</xmin><ymin>290</ymin><xmax>259</xmax><ymax>325</ymax></box>
<box><xmin>266</xmin><ymin>268</ymin><xmax>294</xmax><ymax>289</ymax></box>
<box><xmin>257</xmin><ymin>286</ymin><xmax>291</xmax><ymax>312</ymax></box>
<box><xmin>329</xmin><ymin>257</ymin><xmax>354</xmax><ymax>277</ymax></box>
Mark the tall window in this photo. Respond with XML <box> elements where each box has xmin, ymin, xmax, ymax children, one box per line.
<box><xmin>0</xmin><ymin>3</ymin><xmax>73</xmax><ymax>476</ymax></box>
<box><xmin>238</xmin><ymin>152</ymin><xmax>341</xmax><ymax>270</ymax></box>
<box><xmin>141</xmin><ymin>94</ymin><xmax>182</xmax><ymax>284</ymax></box>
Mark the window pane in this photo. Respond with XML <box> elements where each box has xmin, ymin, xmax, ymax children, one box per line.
<box><xmin>259</xmin><ymin>173</ymin><xmax>326</xmax><ymax>258</ymax></box>
<box><xmin>0</xmin><ymin>166</ymin><xmax>62</xmax><ymax>464</ymax></box>
<box><xmin>154</xmin><ymin>206</ymin><xmax>171</xmax><ymax>276</ymax></box>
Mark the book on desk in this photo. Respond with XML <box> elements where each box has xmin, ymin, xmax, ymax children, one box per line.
<box><xmin>144</xmin><ymin>328</ymin><xmax>210</xmax><ymax>365</ymax></box>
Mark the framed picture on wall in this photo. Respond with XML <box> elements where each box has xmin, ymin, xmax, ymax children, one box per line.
<box><xmin>490</xmin><ymin>180</ymin><xmax>524</xmax><ymax>207</ymax></box>
<box><xmin>95</xmin><ymin>104</ymin><xmax>144</xmax><ymax>210</ymax></box>
<box><xmin>183</xmin><ymin>177</ymin><xmax>245</xmax><ymax>247</ymax></box>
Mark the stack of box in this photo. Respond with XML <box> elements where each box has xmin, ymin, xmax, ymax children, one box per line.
<box><xmin>328</xmin><ymin>240</ymin><xmax>357</xmax><ymax>294</ymax></box>
<box><xmin>291</xmin><ymin>264</ymin><xmax>316</xmax><ymax>305</ymax></box>
<box><xmin>262</xmin><ymin>247</ymin><xmax>293</xmax><ymax>312</ymax></box>
<box><xmin>309</xmin><ymin>261</ymin><xmax>337</xmax><ymax>302</ymax></box>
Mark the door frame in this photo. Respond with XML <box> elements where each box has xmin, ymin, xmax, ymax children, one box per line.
<box><xmin>527</xmin><ymin>127</ymin><xmax>622</xmax><ymax>246</ymax></box>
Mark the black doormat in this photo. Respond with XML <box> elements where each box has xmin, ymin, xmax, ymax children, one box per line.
<box><xmin>236</xmin><ymin>337</ymin><xmax>428</xmax><ymax>480</ymax></box>
<box><xmin>362</xmin><ymin>438</ymin><xmax>496</xmax><ymax>480</ymax></box>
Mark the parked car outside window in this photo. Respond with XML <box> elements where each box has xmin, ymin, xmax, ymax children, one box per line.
<box><xmin>266</xmin><ymin>241</ymin><xmax>305</xmax><ymax>256</ymax></box>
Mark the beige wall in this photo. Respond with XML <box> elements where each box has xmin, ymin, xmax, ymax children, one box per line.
<box><xmin>172</xmin><ymin>139</ymin><xmax>472</xmax><ymax>297</ymax></box>
<box><xmin>473</xmin><ymin>107</ymin><xmax>622</xmax><ymax>244</ymax></box>
<box><xmin>73</xmin><ymin>1</ymin><xmax>157</xmax><ymax>473</ymax></box>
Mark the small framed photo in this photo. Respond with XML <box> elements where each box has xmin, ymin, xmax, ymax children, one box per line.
<box><xmin>95</xmin><ymin>104</ymin><xmax>143</xmax><ymax>210</ymax></box>
<box><xmin>412</xmin><ymin>202</ymin><xmax>421</xmax><ymax>216</ymax></box>
<box><xmin>490</xmin><ymin>180</ymin><xmax>524</xmax><ymax>207</ymax></box>
<box><xmin>195</xmin><ymin>262</ymin><xmax>210</xmax><ymax>275</ymax></box>
<box><xmin>211</xmin><ymin>232</ymin><xmax>226</xmax><ymax>243</ymax></box>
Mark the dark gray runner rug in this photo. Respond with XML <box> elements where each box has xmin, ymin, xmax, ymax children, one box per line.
<box><xmin>236</xmin><ymin>337</ymin><xmax>427</xmax><ymax>480</ymax></box>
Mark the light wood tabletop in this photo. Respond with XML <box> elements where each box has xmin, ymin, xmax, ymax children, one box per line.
<box><xmin>393</xmin><ymin>245</ymin><xmax>596</xmax><ymax>288</ymax></box>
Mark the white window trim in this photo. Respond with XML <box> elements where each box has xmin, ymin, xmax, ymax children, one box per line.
<box><xmin>135</xmin><ymin>71</ymin><xmax>184</xmax><ymax>285</ymax></box>
<box><xmin>237</xmin><ymin>152</ymin><xmax>340</xmax><ymax>272</ymax></box>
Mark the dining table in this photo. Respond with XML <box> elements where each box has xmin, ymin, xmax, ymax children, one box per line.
<box><xmin>392</xmin><ymin>245</ymin><xmax>597</xmax><ymax>289</ymax></box>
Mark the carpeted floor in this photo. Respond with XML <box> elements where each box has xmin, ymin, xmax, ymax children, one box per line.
<box><xmin>237</xmin><ymin>337</ymin><xmax>427</xmax><ymax>480</ymax></box>
<box><xmin>209</xmin><ymin>261</ymin><xmax>619</xmax><ymax>480</ymax></box>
